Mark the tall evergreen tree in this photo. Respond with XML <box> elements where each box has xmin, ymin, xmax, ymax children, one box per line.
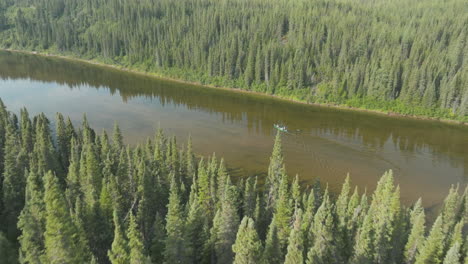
<box><xmin>243</xmin><ymin>177</ymin><xmax>257</xmax><ymax>218</ymax></box>
<box><xmin>164</xmin><ymin>176</ymin><xmax>187</xmax><ymax>263</ymax></box>
<box><xmin>442</xmin><ymin>242</ymin><xmax>461</xmax><ymax>264</ymax></box>
<box><xmin>108</xmin><ymin>209</ymin><xmax>129</xmax><ymax>264</ymax></box>
<box><xmin>306</xmin><ymin>189</ymin><xmax>341</xmax><ymax>264</ymax></box>
<box><xmin>352</xmin><ymin>171</ymin><xmax>400</xmax><ymax>264</ymax></box>
<box><xmin>1</xmin><ymin>119</ymin><xmax>25</xmax><ymax>241</ymax></box>
<box><xmin>128</xmin><ymin>213</ymin><xmax>149</xmax><ymax>264</ymax></box>
<box><xmin>284</xmin><ymin>209</ymin><xmax>304</xmax><ymax>264</ymax></box>
<box><xmin>56</xmin><ymin>113</ymin><xmax>71</xmax><ymax>171</ymax></box>
<box><xmin>273</xmin><ymin>169</ymin><xmax>293</xmax><ymax>251</ymax></box>
<box><xmin>336</xmin><ymin>175</ymin><xmax>351</xmax><ymax>257</ymax></box>
<box><xmin>150</xmin><ymin>213</ymin><xmax>165</xmax><ymax>264</ymax></box>
<box><xmin>415</xmin><ymin>216</ymin><xmax>445</xmax><ymax>264</ymax></box>
<box><xmin>184</xmin><ymin>181</ymin><xmax>207</xmax><ymax>264</ymax></box>
<box><xmin>232</xmin><ymin>217</ymin><xmax>263</xmax><ymax>264</ymax></box>
<box><xmin>17</xmin><ymin>169</ymin><xmax>45</xmax><ymax>264</ymax></box>
<box><xmin>265</xmin><ymin>131</ymin><xmax>284</xmax><ymax>214</ymax></box>
<box><xmin>43</xmin><ymin>171</ymin><xmax>92</xmax><ymax>263</ymax></box>
<box><xmin>212</xmin><ymin>177</ymin><xmax>240</xmax><ymax>264</ymax></box>
<box><xmin>262</xmin><ymin>217</ymin><xmax>282</xmax><ymax>264</ymax></box>
<box><xmin>404</xmin><ymin>199</ymin><xmax>426</xmax><ymax>264</ymax></box>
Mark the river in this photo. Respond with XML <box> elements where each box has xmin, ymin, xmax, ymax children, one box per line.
<box><xmin>0</xmin><ymin>50</ymin><xmax>466</xmax><ymax>209</ymax></box>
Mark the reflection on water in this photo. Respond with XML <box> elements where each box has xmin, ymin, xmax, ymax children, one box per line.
<box><xmin>0</xmin><ymin>50</ymin><xmax>467</xmax><ymax>208</ymax></box>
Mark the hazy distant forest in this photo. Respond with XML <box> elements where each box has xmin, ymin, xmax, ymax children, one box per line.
<box><xmin>0</xmin><ymin>0</ymin><xmax>467</xmax><ymax>121</ymax></box>
<box><xmin>0</xmin><ymin>99</ymin><xmax>466</xmax><ymax>263</ymax></box>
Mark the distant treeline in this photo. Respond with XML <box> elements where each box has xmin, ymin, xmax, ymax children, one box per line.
<box><xmin>0</xmin><ymin>0</ymin><xmax>467</xmax><ymax>121</ymax></box>
<box><xmin>0</xmin><ymin>99</ymin><xmax>466</xmax><ymax>263</ymax></box>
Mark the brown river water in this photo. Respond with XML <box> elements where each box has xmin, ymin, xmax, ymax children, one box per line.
<box><xmin>0</xmin><ymin>50</ymin><xmax>467</xmax><ymax>209</ymax></box>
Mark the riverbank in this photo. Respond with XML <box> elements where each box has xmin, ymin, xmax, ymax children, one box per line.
<box><xmin>3</xmin><ymin>48</ymin><xmax>467</xmax><ymax>126</ymax></box>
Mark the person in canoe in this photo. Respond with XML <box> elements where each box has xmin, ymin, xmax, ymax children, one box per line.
<box><xmin>274</xmin><ymin>124</ymin><xmax>288</xmax><ymax>132</ymax></box>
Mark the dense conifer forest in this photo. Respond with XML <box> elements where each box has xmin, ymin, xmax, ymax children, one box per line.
<box><xmin>0</xmin><ymin>0</ymin><xmax>467</xmax><ymax>121</ymax></box>
<box><xmin>0</xmin><ymin>99</ymin><xmax>466</xmax><ymax>263</ymax></box>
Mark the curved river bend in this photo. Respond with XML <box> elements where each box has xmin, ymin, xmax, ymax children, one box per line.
<box><xmin>0</xmin><ymin>51</ymin><xmax>467</xmax><ymax>209</ymax></box>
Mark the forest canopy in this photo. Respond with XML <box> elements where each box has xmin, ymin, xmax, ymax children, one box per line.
<box><xmin>0</xmin><ymin>99</ymin><xmax>466</xmax><ymax>263</ymax></box>
<box><xmin>0</xmin><ymin>0</ymin><xmax>467</xmax><ymax>121</ymax></box>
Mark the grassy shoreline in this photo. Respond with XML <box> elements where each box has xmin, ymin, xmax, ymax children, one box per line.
<box><xmin>3</xmin><ymin>48</ymin><xmax>467</xmax><ymax>126</ymax></box>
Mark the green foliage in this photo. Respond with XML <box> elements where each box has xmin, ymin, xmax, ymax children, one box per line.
<box><xmin>415</xmin><ymin>216</ymin><xmax>445</xmax><ymax>264</ymax></box>
<box><xmin>128</xmin><ymin>213</ymin><xmax>149</xmax><ymax>264</ymax></box>
<box><xmin>1</xmin><ymin>118</ymin><xmax>25</xmax><ymax>241</ymax></box>
<box><xmin>352</xmin><ymin>171</ymin><xmax>401</xmax><ymax>264</ymax></box>
<box><xmin>284</xmin><ymin>209</ymin><xmax>304</xmax><ymax>264</ymax></box>
<box><xmin>404</xmin><ymin>199</ymin><xmax>426</xmax><ymax>264</ymax></box>
<box><xmin>0</xmin><ymin>0</ymin><xmax>467</xmax><ymax>121</ymax></box>
<box><xmin>0</xmin><ymin>231</ymin><xmax>17</xmax><ymax>264</ymax></box>
<box><xmin>266</xmin><ymin>131</ymin><xmax>284</xmax><ymax>212</ymax></box>
<box><xmin>306</xmin><ymin>189</ymin><xmax>341</xmax><ymax>264</ymax></box>
<box><xmin>0</xmin><ymin>104</ymin><xmax>465</xmax><ymax>264</ymax></box>
<box><xmin>211</xmin><ymin>178</ymin><xmax>240</xmax><ymax>264</ymax></box>
<box><xmin>108</xmin><ymin>209</ymin><xmax>129</xmax><ymax>264</ymax></box>
<box><xmin>184</xmin><ymin>181</ymin><xmax>207</xmax><ymax>264</ymax></box>
<box><xmin>164</xmin><ymin>175</ymin><xmax>187</xmax><ymax>263</ymax></box>
<box><xmin>262</xmin><ymin>217</ymin><xmax>282</xmax><ymax>264</ymax></box>
<box><xmin>443</xmin><ymin>242</ymin><xmax>461</xmax><ymax>264</ymax></box>
<box><xmin>43</xmin><ymin>171</ymin><xmax>92</xmax><ymax>263</ymax></box>
<box><xmin>273</xmin><ymin>169</ymin><xmax>293</xmax><ymax>251</ymax></box>
<box><xmin>17</xmin><ymin>170</ymin><xmax>45</xmax><ymax>264</ymax></box>
<box><xmin>232</xmin><ymin>217</ymin><xmax>263</xmax><ymax>264</ymax></box>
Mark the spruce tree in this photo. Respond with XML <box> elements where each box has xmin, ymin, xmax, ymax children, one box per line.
<box><xmin>197</xmin><ymin>159</ymin><xmax>212</xmax><ymax>215</ymax></box>
<box><xmin>184</xmin><ymin>182</ymin><xmax>207</xmax><ymax>264</ymax></box>
<box><xmin>265</xmin><ymin>131</ymin><xmax>284</xmax><ymax>213</ymax></box>
<box><xmin>65</xmin><ymin>137</ymin><xmax>81</xmax><ymax>208</ymax></box>
<box><xmin>306</xmin><ymin>189</ymin><xmax>340</xmax><ymax>264</ymax></box>
<box><xmin>213</xmin><ymin>178</ymin><xmax>240</xmax><ymax>264</ymax></box>
<box><xmin>32</xmin><ymin>114</ymin><xmax>59</xmax><ymax>176</ymax></box>
<box><xmin>284</xmin><ymin>209</ymin><xmax>304</xmax><ymax>264</ymax></box>
<box><xmin>352</xmin><ymin>171</ymin><xmax>400</xmax><ymax>264</ymax></box>
<box><xmin>56</xmin><ymin>113</ymin><xmax>70</xmax><ymax>171</ymax></box>
<box><xmin>442</xmin><ymin>242</ymin><xmax>461</xmax><ymax>264</ymax></box>
<box><xmin>80</xmin><ymin>142</ymin><xmax>102</xmax><ymax>209</ymax></box>
<box><xmin>262</xmin><ymin>217</ymin><xmax>282</xmax><ymax>264</ymax></box>
<box><xmin>243</xmin><ymin>176</ymin><xmax>257</xmax><ymax>218</ymax></box>
<box><xmin>128</xmin><ymin>213</ymin><xmax>149</xmax><ymax>264</ymax></box>
<box><xmin>108</xmin><ymin>209</ymin><xmax>129</xmax><ymax>264</ymax></box>
<box><xmin>43</xmin><ymin>171</ymin><xmax>92</xmax><ymax>263</ymax></box>
<box><xmin>112</xmin><ymin>122</ymin><xmax>123</xmax><ymax>153</ymax></box>
<box><xmin>440</xmin><ymin>186</ymin><xmax>463</xmax><ymax>249</ymax></box>
<box><xmin>19</xmin><ymin>108</ymin><xmax>33</xmax><ymax>154</ymax></box>
<box><xmin>301</xmin><ymin>189</ymin><xmax>316</xmax><ymax>253</ymax></box>
<box><xmin>150</xmin><ymin>213</ymin><xmax>165</xmax><ymax>264</ymax></box>
<box><xmin>336</xmin><ymin>175</ymin><xmax>351</xmax><ymax>256</ymax></box>
<box><xmin>273</xmin><ymin>169</ymin><xmax>292</xmax><ymax>251</ymax></box>
<box><xmin>136</xmin><ymin>160</ymin><xmax>156</xmax><ymax>250</ymax></box>
<box><xmin>254</xmin><ymin>194</ymin><xmax>267</xmax><ymax>239</ymax></box>
<box><xmin>17</xmin><ymin>170</ymin><xmax>46</xmax><ymax>264</ymax></box>
<box><xmin>232</xmin><ymin>217</ymin><xmax>263</xmax><ymax>264</ymax></box>
<box><xmin>415</xmin><ymin>216</ymin><xmax>445</xmax><ymax>264</ymax></box>
<box><xmin>447</xmin><ymin>221</ymin><xmax>463</xmax><ymax>253</ymax></box>
<box><xmin>185</xmin><ymin>135</ymin><xmax>196</xmax><ymax>181</ymax></box>
<box><xmin>216</xmin><ymin>159</ymin><xmax>228</xmax><ymax>205</ymax></box>
<box><xmin>164</xmin><ymin>176</ymin><xmax>187</xmax><ymax>263</ymax></box>
<box><xmin>291</xmin><ymin>174</ymin><xmax>301</xmax><ymax>209</ymax></box>
<box><xmin>1</xmin><ymin>119</ymin><xmax>25</xmax><ymax>241</ymax></box>
<box><xmin>404</xmin><ymin>199</ymin><xmax>426</xmax><ymax>264</ymax></box>
<box><xmin>345</xmin><ymin>186</ymin><xmax>361</xmax><ymax>249</ymax></box>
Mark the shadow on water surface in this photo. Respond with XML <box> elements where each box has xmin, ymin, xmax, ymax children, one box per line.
<box><xmin>0</xmin><ymin>50</ymin><xmax>467</xmax><ymax>209</ymax></box>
